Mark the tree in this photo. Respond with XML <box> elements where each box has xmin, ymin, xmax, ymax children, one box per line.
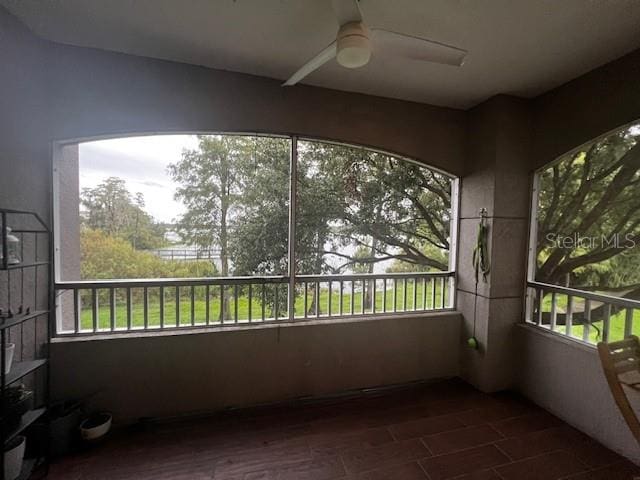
<box><xmin>297</xmin><ymin>141</ymin><xmax>452</xmax><ymax>274</ymax></box>
<box><xmin>168</xmin><ymin>135</ymin><xmax>454</xmax><ymax>317</ymax></box>
<box><xmin>81</xmin><ymin>177</ymin><xmax>165</xmax><ymax>249</ymax></box>
<box><xmin>536</xmin><ymin>125</ymin><xmax>640</xmax><ymax>300</ymax></box>
<box><xmin>169</xmin><ymin>135</ymin><xmax>290</xmax><ymax>318</ymax></box>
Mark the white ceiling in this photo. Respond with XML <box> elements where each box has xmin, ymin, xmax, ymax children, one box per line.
<box><xmin>3</xmin><ymin>0</ymin><xmax>640</xmax><ymax>109</ymax></box>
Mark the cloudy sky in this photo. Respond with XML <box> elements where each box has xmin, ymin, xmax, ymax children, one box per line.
<box><xmin>79</xmin><ymin>135</ymin><xmax>199</xmax><ymax>223</ymax></box>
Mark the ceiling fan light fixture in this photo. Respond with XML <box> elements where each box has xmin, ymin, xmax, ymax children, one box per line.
<box><xmin>336</xmin><ymin>22</ymin><xmax>371</xmax><ymax>68</ymax></box>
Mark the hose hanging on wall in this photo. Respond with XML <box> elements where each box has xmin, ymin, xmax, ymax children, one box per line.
<box><xmin>469</xmin><ymin>208</ymin><xmax>490</xmax><ymax>349</ymax></box>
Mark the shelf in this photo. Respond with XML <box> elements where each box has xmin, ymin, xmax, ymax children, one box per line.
<box><xmin>1</xmin><ymin>261</ymin><xmax>50</xmax><ymax>272</ymax></box>
<box><xmin>6</xmin><ymin>408</ymin><xmax>46</xmax><ymax>443</ymax></box>
<box><xmin>6</xmin><ymin>359</ymin><xmax>47</xmax><ymax>386</ymax></box>
<box><xmin>0</xmin><ymin>310</ymin><xmax>48</xmax><ymax>331</ymax></box>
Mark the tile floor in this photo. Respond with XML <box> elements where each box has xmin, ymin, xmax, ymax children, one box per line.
<box><xmin>46</xmin><ymin>379</ymin><xmax>639</xmax><ymax>480</ymax></box>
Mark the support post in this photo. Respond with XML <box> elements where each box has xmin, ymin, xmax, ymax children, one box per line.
<box><xmin>288</xmin><ymin>137</ymin><xmax>298</xmax><ymax>321</ymax></box>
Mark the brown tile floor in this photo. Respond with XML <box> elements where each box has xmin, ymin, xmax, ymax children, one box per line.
<box><xmin>46</xmin><ymin>379</ymin><xmax>640</xmax><ymax>480</ymax></box>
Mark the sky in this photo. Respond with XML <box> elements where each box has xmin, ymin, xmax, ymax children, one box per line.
<box><xmin>79</xmin><ymin>135</ymin><xmax>199</xmax><ymax>223</ymax></box>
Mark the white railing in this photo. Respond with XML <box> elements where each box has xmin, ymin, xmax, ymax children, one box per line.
<box><xmin>526</xmin><ymin>281</ymin><xmax>639</xmax><ymax>345</ymax></box>
<box><xmin>54</xmin><ymin>271</ymin><xmax>455</xmax><ymax>336</ymax></box>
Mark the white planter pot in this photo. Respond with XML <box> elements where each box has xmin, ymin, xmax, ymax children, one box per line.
<box><xmin>80</xmin><ymin>413</ymin><xmax>112</xmax><ymax>441</ymax></box>
<box><xmin>4</xmin><ymin>343</ymin><xmax>15</xmax><ymax>375</ymax></box>
<box><xmin>4</xmin><ymin>435</ymin><xmax>25</xmax><ymax>480</ymax></box>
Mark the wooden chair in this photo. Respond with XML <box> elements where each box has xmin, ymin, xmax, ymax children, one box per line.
<box><xmin>598</xmin><ymin>336</ymin><xmax>640</xmax><ymax>445</ymax></box>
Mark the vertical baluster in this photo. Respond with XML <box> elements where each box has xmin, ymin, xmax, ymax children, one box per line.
<box><xmin>361</xmin><ymin>280</ymin><xmax>366</xmax><ymax>315</ymax></box>
<box><xmin>381</xmin><ymin>278</ymin><xmax>386</xmax><ymax>313</ymax></box>
<box><xmin>565</xmin><ymin>295</ymin><xmax>573</xmax><ymax>336</ymax></box>
<box><xmin>190</xmin><ymin>285</ymin><xmax>195</xmax><ymax>326</ymax></box>
<box><xmin>413</xmin><ymin>278</ymin><xmax>418</xmax><ymax>311</ymax></box>
<box><xmin>625</xmin><ymin>308</ymin><xmax>634</xmax><ymax>338</ymax></box>
<box><xmin>440</xmin><ymin>277</ymin><xmax>445</xmax><ymax>309</ymax></box>
<box><xmin>535</xmin><ymin>289</ymin><xmax>542</xmax><ymax>325</ymax></box>
<box><xmin>402</xmin><ymin>278</ymin><xmax>407</xmax><ymax>311</ymax></box>
<box><xmin>304</xmin><ymin>282</ymin><xmax>308</xmax><ymax>319</ymax></box>
<box><xmin>422</xmin><ymin>277</ymin><xmax>427</xmax><ymax>310</ymax></box>
<box><xmin>220</xmin><ymin>285</ymin><xmax>224</xmax><ymax>324</ymax></box>
<box><xmin>316</xmin><ymin>282</ymin><xmax>320</xmax><ymax>318</ymax></box>
<box><xmin>109</xmin><ymin>288</ymin><xmax>115</xmax><ymax>331</ymax></box>
<box><xmin>248</xmin><ymin>284</ymin><xmax>252</xmax><ymax>323</ymax></box>
<box><xmin>262</xmin><ymin>283</ymin><xmax>266</xmax><ymax>321</ymax></box>
<box><xmin>431</xmin><ymin>279</ymin><xmax>436</xmax><ymax>310</ymax></box>
<box><xmin>372</xmin><ymin>278</ymin><xmax>376</xmax><ymax>314</ymax></box>
<box><xmin>127</xmin><ymin>287</ymin><xmax>133</xmax><ymax>331</ymax></box>
<box><xmin>583</xmin><ymin>299</ymin><xmax>591</xmax><ymax>342</ymax></box>
<box><xmin>392</xmin><ymin>279</ymin><xmax>397</xmax><ymax>312</ymax></box>
<box><xmin>274</xmin><ymin>284</ymin><xmax>279</xmax><ymax>320</ymax></box>
<box><xmin>144</xmin><ymin>286</ymin><xmax>149</xmax><ymax>330</ymax></box>
<box><xmin>175</xmin><ymin>286</ymin><xmax>180</xmax><ymax>327</ymax></box>
<box><xmin>350</xmin><ymin>281</ymin><xmax>355</xmax><ymax>315</ymax></box>
<box><xmin>339</xmin><ymin>281</ymin><xmax>344</xmax><ymax>316</ymax></box>
<box><xmin>328</xmin><ymin>281</ymin><xmax>332</xmax><ymax>317</ymax></box>
<box><xmin>73</xmin><ymin>288</ymin><xmax>80</xmax><ymax>334</ymax></box>
<box><xmin>91</xmin><ymin>288</ymin><xmax>98</xmax><ymax>333</ymax></box>
<box><xmin>159</xmin><ymin>286</ymin><xmax>165</xmax><ymax>329</ymax></box>
<box><xmin>550</xmin><ymin>292</ymin><xmax>557</xmax><ymax>331</ymax></box>
<box><xmin>234</xmin><ymin>284</ymin><xmax>239</xmax><ymax>323</ymax></box>
<box><xmin>602</xmin><ymin>303</ymin><xmax>611</xmax><ymax>343</ymax></box>
<box><xmin>204</xmin><ymin>285</ymin><xmax>209</xmax><ymax>325</ymax></box>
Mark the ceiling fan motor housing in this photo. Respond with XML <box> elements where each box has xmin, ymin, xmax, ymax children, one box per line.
<box><xmin>336</xmin><ymin>21</ymin><xmax>371</xmax><ymax>68</ymax></box>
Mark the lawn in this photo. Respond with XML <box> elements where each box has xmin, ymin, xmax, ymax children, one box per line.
<box><xmin>77</xmin><ymin>279</ymin><xmax>448</xmax><ymax>331</ymax></box>
<box><xmin>539</xmin><ymin>293</ymin><xmax>639</xmax><ymax>344</ymax></box>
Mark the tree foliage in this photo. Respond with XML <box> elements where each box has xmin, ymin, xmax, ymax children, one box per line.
<box><xmin>169</xmin><ymin>136</ymin><xmax>452</xmax><ymax>281</ymax></box>
<box><xmin>536</xmin><ymin>124</ymin><xmax>640</xmax><ymax>298</ymax></box>
<box><xmin>81</xmin><ymin>177</ymin><xmax>165</xmax><ymax>249</ymax></box>
<box><xmin>80</xmin><ymin>228</ymin><xmax>216</xmax><ymax>280</ymax></box>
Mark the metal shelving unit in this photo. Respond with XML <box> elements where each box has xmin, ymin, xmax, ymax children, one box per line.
<box><xmin>1</xmin><ymin>209</ymin><xmax>51</xmax><ymax>480</ymax></box>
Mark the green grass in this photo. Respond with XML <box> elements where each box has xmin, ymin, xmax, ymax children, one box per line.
<box><xmin>76</xmin><ymin>280</ymin><xmax>448</xmax><ymax>331</ymax></box>
<box><xmin>539</xmin><ymin>293</ymin><xmax>639</xmax><ymax>344</ymax></box>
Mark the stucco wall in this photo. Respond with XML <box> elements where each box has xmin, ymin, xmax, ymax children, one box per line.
<box><xmin>43</xmin><ymin>34</ymin><xmax>466</xmax><ymax>177</ymax></box>
<box><xmin>532</xmin><ymin>49</ymin><xmax>640</xmax><ymax>169</ymax></box>
<box><xmin>517</xmin><ymin>325</ymin><xmax>640</xmax><ymax>464</ymax></box>
<box><xmin>51</xmin><ymin>313</ymin><xmax>461</xmax><ymax>423</ymax></box>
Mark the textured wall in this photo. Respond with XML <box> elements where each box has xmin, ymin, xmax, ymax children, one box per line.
<box><xmin>532</xmin><ymin>49</ymin><xmax>640</xmax><ymax>169</ymax></box>
<box><xmin>517</xmin><ymin>325</ymin><xmax>640</xmax><ymax>464</ymax></box>
<box><xmin>51</xmin><ymin>313</ymin><xmax>461</xmax><ymax>423</ymax></box>
<box><xmin>456</xmin><ymin>96</ymin><xmax>531</xmax><ymax>392</ymax></box>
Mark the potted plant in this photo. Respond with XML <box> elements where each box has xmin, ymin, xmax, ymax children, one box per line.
<box><xmin>49</xmin><ymin>400</ymin><xmax>83</xmax><ymax>457</ymax></box>
<box><xmin>4</xmin><ymin>435</ymin><xmax>25</xmax><ymax>480</ymax></box>
<box><xmin>1</xmin><ymin>385</ymin><xmax>34</xmax><ymax>431</ymax></box>
<box><xmin>468</xmin><ymin>208</ymin><xmax>490</xmax><ymax>350</ymax></box>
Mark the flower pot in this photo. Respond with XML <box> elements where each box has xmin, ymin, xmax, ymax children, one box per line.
<box><xmin>4</xmin><ymin>435</ymin><xmax>25</xmax><ymax>480</ymax></box>
<box><xmin>50</xmin><ymin>400</ymin><xmax>82</xmax><ymax>457</ymax></box>
<box><xmin>4</xmin><ymin>343</ymin><xmax>15</xmax><ymax>374</ymax></box>
<box><xmin>80</xmin><ymin>413</ymin><xmax>112</xmax><ymax>442</ymax></box>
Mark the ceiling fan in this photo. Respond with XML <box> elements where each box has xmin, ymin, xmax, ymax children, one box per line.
<box><xmin>282</xmin><ymin>0</ymin><xmax>467</xmax><ymax>86</ymax></box>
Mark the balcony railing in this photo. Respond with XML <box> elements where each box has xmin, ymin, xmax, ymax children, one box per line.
<box><xmin>526</xmin><ymin>281</ymin><xmax>640</xmax><ymax>345</ymax></box>
<box><xmin>54</xmin><ymin>271</ymin><xmax>455</xmax><ymax>336</ymax></box>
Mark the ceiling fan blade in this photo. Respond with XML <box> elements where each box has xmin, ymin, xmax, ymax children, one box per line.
<box><xmin>282</xmin><ymin>42</ymin><xmax>337</xmax><ymax>86</ymax></box>
<box><xmin>332</xmin><ymin>0</ymin><xmax>362</xmax><ymax>26</ymax></box>
<box><xmin>371</xmin><ymin>29</ymin><xmax>466</xmax><ymax>66</ymax></box>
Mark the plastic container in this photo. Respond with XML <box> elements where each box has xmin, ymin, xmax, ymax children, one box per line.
<box><xmin>80</xmin><ymin>413</ymin><xmax>112</xmax><ymax>442</ymax></box>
